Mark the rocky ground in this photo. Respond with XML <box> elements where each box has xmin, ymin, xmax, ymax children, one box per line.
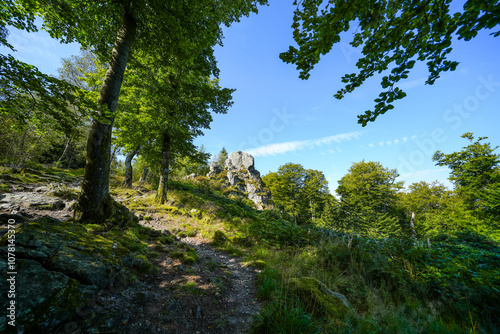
<box><xmin>0</xmin><ymin>173</ymin><xmax>262</xmax><ymax>334</ymax></box>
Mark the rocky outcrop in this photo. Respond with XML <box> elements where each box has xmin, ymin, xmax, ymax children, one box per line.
<box><xmin>207</xmin><ymin>151</ymin><xmax>272</xmax><ymax>210</ymax></box>
<box><xmin>0</xmin><ymin>217</ymin><xmax>132</xmax><ymax>333</ymax></box>
<box><xmin>0</xmin><ymin>192</ymin><xmax>66</xmax><ymax>211</ymax></box>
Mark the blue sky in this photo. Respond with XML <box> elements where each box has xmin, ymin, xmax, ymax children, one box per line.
<box><xmin>2</xmin><ymin>2</ymin><xmax>500</xmax><ymax>193</ymax></box>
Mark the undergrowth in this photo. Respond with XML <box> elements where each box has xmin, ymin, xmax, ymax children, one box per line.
<box><xmin>24</xmin><ymin>168</ymin><xmax>498</xmax><ymax>334</ymax></box>
<box><xmin>140</xmin><ymin>178</ymin><xmax>500</xmax><ymax>334</ymax></box>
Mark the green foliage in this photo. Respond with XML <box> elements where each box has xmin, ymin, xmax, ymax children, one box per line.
<box><xmin>263</xmin><ymin>163</ymin><xmax>329</xmax><ymax>224</ymax></box>
<box><xmin>280</xmin><ymin>0</ymin><xmax>499</xmax><ymax>126</ymax></box>
<box><xmin>214</xmin><ymin>147</ymin><xmax>228</xmax><ymax>167</ymax></box>
<box><xmin>433</xmin><ymin>133</ymin><xmax>500</xmax><ymax>225</ymax></box>
<box><xmin>0</xmin><ymin>89</ymin><xmax>87</xmax><ymax>168</ymax></box>
<box><xmin>171</xmin><ymin>146</ymin><xmax>210</xmax><ymax>178</ymax></box>
<box><xmin>248</xmin><ymin>214</ymin><xmax>313</xmax><ymax>247</ymax></box>
<box><xmin>336</xmin><ymin>160</ymin><xmax>404</xmax><ymax>235</ymax></box>
<box><xmin>251</xmin><ymin>298</ymin><xmax>318</xmax><ymax>334</ymax></box>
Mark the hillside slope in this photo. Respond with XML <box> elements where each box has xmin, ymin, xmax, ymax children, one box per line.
<box><xmin>1</xmin><ymin>166</ymin><xmax>499</xmax><ymax>333</ymax></box>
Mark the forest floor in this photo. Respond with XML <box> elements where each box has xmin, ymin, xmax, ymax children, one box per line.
<box><xmin>0</xmin><ymin>172</ymin><xmax>262</xmax><ymax>334</ymax></box>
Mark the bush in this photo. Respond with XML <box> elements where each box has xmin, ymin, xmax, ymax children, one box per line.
<box><xmin>249</xmin><ymin>218</ymin><xmax>312</xmax><ymax>247</ymax></box>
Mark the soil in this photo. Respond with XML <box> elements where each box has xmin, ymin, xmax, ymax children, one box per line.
<box><xmin>81</xmin><ymin>226</ymin><xmax>262</xmax><ymax>334</ymax></box>
<box><xmin>0</xmin><ymin>182</ymin><xmax>262</xmax><ymax>334</ymax></box>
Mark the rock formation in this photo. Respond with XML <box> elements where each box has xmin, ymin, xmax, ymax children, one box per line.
<box><xmin>207</xmin><ymin>151</ymin><xmax>272</xmax><ymax>210</ymax></box>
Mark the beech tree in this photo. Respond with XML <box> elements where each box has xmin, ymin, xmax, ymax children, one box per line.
<box><xmin>336</xmin><ymin>161</ymin><xmax>403</xmax><ymax>235</ymax></box>
<box><xmin>281</xmin><ymin>0</ymin><xmax>500</xmax><ymax>126</ymax></box>
<box><xmin>1</xmin><ymin>4</ymin><xmax>84</xmax><ymax>137</ymax></box>
<box><xmin>115</xmin><ymin>50</ymin><xmax>234</xmax><ymax>203</ymax></box>
<box><xmin>263</xmin><ymin>163</ymin><xmax>329</xmax><ymax>224</ymax></box>
<box><xmin>19</xmin><ymin>0</ymin><xmax>266</xmax><ymax>223</ymax></box>
<box><xmin>433</xmin><ymin>132</ymin><xmax>500</xmax><ymax>225</ymax></box>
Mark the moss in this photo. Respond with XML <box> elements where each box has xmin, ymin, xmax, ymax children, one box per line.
<box><xmin>212</xmin><ymin>230</ymin><xmax>227</xmax><ymax>245</ymax></box>
<box><xmin>159</xmin><ymin>235</ymin><xmax>175</xmax><ymax>245</ymax></box>
<box><xmin>186</xmin><ymin>228</ymin><xmax>197</xmax><ymax>237</ymax></box>
<box><xmin>48</xmin><ymin>184</ymin><xmax>79</xmax><ymax>200</ymax></box>
<box><xmin>287</xmin><ymin>277</ymin><xmax>351</xmax><ymax>318</ymax></box>
<box><xmin>132</xmin><ymin>254</ymin><xmax>156</xmax><ymax>274</ymax></box>
<box><xmin>249</xmin><ymin>260</ymin><xmax>268</xmax><ymax>270</ymax></box>
<box><xmin>230</xmin><ymin>236</ymin><xmax>254</xmax><ymax>247</ymax></box>
<box><xmin>216</xmin><ymin>170</ymin><xmax>228</xmax><ymax>179</ymax></box>
<box><xmin>0</xmin><ymin>182</ymin><xmax>9</xmax><ymax>192</ymax></box>
<box><xmin>182</xmin><ymin>282</ymin><xmax>202</xmax><ymax>295</ymax></box>
<box><xmin>170</xmin><ymin>249</ymin><xmax>199</xmax><ymax>264</ymax></box>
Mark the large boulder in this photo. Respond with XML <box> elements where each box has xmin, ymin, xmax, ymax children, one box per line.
<box><xmin>225</xmin><ymin>151</ymin><xmax>255</xmax><ymax>171</ymax></box>
<box><xmin>0</xmin><ymin>192</ymin><xmax>66</xmax><ymax>211</ymax></box>
<box><xmin>208</xmin><ymin>151</ymin><xmax>272</xmax><ymax>210</ymax></box>
<box><xmin>0</xmin><ymin>217</ymin><xmax>131</xmax><ymax>333</ymax></box>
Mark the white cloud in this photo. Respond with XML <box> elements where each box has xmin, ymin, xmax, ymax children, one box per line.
<box><xmin>386</xmin><ymin>141</ymin><xmax>392</xmax><ymax>145</ymax></box>
<box><xmin>398</xmin><ymin>168</ymin><xmax>451</xmax><ymax>188</ymax></box>
<box><xmin>379</xmin><ymin>142</ymin><xmax>384</xmax><ymax>146</ymax></box>
<box><xmin>246</xmin><ymin>131</ymin><xmax>363</xmax><ymax>157</ymax></box>
<box><xmin>411</xmin><ymin>135</ymin><xmax>417</xmax><ymax>140</ymax></box>
<box><xmin>394</xmin><ymin>139</ymin><xmax>399</xmax><ymax>144</ymax></box>
<box><xmin>402</xmin><ymin>137</ymin><xmax>408</xmax><ymax>142</ymax></box>
<box><xmin>368</xmin><ymin>143</ymin><xmax>374</xmax><ymax>148</ymax></box>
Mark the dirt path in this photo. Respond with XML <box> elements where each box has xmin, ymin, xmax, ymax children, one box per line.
<box><xmin>78</xmin><ymin>219</ymin><xmax>262</xmax><ymax>334</ymax></box>
<box><xmin>182</xmin><ymin>235</ymin><xmax>262</xmax><ymax>333</ymax></box>
<box><xmin>1</xmin><ymin>186</ymin><xmax>262</xmax><ymax>333</ymax></box>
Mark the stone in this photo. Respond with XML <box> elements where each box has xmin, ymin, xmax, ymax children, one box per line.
<box><xmin>207</xmin><ymin>151</ymin><xmax>273</xmax><ymax>210</ymax></box>
<box><xmin>0</xmin><ymin>216</ymin><xmax>132</xmax><ymax>333</ymax></box>
<box><xmin>0</xmin><ymin>213</ymin><xmax>27</xmax><ymax>225</ymax></box>
<box><xmin>287</xmin><ymin>277</ymin><xmax>351</xmax><ymax>317</ymax></box>
<box><xmin>0</xmin><ymin>258</ymin><xmax>97</xmax><ymax>333</ymax></box>
<box><xmin>0</xmin><ymin>192</ymin><xmax>66</xmax><ymax>211</ymax></box>
<box><xmin>225</xmin><ymin>151</ymin><xmax>255</xmax><ymax>171</ymax></box>
<box><xmin>207</xmin><ymin>162</ymin><xmax>223</xmax><ymax>178</ymax></box>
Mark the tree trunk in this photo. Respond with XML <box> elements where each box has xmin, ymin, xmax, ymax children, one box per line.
<box><xmin>77</xmin><ymin>10</ymin><xmax>136</xmax><ymax>223</ymax></box>
<box><xmin>310</xmin><ymin>198</ymin><xmax>315</xmax><ymax>221</ymax></box>
<box><xmin>109</xmin><ymin>145</ymin><xmax>119</xmax><ymax>170</ymax></box>
<box><xmin>410</xmin><ymin>211</ymin><xmax>417</xmax><ymax>238</ymax></box>
<box><xmin>139</xmin><ymin>166</ymin><xmax>149</xmax><ymax>185</ymax></box>
<box><xmin>157</xmin><ymin>132</ymin><xmax>172</xmax><ymax>204</ymax></box>
<box><xmin>122</xmin><ymin>146</ymin><xmax>139</xmax><ymax>187</ymax></box>
<box><xmin>56</xmin><ymin>136</ymin><xmax>72</xmax><ymax>165</ymax></box>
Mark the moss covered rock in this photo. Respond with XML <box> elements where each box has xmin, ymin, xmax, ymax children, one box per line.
<box><xmin>0</xmin><ymin>216</ymin><xmax>132</xmax><ymax>333</ymax></box>
<box><xmin>0</xmin><ymin>259</ymin><xmax>96</xmax><ymax>333</ymax></box>
<box><xmin>287</xmin><ymin>277</ymin><xmax>351</xmax><ymax>318</ymax></box>
<box><xmin>212</xmin><ymin>230</ymin><xmax>227</xmax><ymax>245</ymax></box>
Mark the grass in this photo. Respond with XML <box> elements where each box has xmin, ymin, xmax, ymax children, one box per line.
<box><xmin>108</xmin><ymin>175</ymin><xmax>499</xmax><ymax>333</ymax></box>
<box><xmin>12</xmin><ymin>167</ymin><xmax>498</xmax><ymax>334</ymax></box>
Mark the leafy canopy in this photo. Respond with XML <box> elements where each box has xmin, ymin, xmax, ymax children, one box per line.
<box><xmin>263</xmin><ymin>163</ymin><xmax>329</xmax><ymax>224</ymax></box>
<box><xmin>280</xmin><ymin>0</ymin><xmax>500</xmax><ymax>126</ymax></box>
<box><xmin>1</xmin><ymin>2</ymin><xmax>89</xmax><ymax>134</ymax></box>
<box><xmin>336</xmin><ymin>160</ymin><xmax>403</xmax><ymax>234</ymax></box>
<box><xmin>433</xmin><ymin>132</ymin><xmax>500</xmax><ymax>224</ymax></box>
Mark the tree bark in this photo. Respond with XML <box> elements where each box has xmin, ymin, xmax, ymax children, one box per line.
<box><xmin>139</xmin><ymin>166</ymin><xmax>149</xmax><ymax>185</ymax></box>
<box><xmin>77</xmin><ymin>10</ymin><xmax>136</xmax><ymax>223</ymax></box>
<box><xmin>157</xmin><ymin>131</ymin><xmax>172</xmax><ymax>204</ymax></box>
<box><xmin>109</xmin><ymin>145</ymin><xmax>119</xmax><ymax>170</ymax></box>
<box><xmin>410</xmin><ymin>211</ymin><xmax>417</xmax><ymax>238</ymax></box>
<box><xmin>122</xmin><ymin>146</ymin><xmax>139</xmax><ymax>187</ymax></box>
<box><xmin>56</xmin><ymin>136</ymin><xmax>72</xmax><ymax>165</ymax></box>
